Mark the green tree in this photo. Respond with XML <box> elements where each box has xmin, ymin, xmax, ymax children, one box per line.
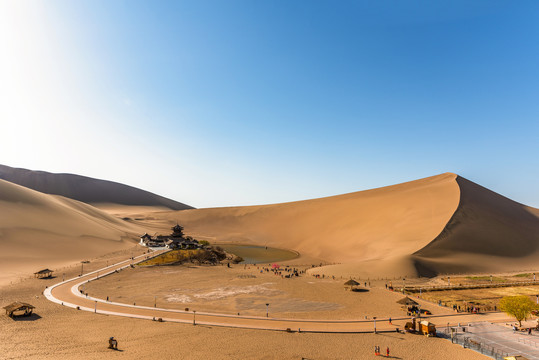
<box><xmin>499</xmin><ymin>295</ymin><xmax>537</xmax><ymax>326</ymax></box>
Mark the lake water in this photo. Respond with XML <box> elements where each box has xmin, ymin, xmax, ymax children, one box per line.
<box><xmin>219</xmin><ymin>245</ymin><xmax>298</xmax><ymax>264</ymax></box>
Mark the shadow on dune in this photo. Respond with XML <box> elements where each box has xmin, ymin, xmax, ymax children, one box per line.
<box><xmin>413</xmin><ymin>176</ymin><xmax>539</xmax><ymax>276</ymax></box>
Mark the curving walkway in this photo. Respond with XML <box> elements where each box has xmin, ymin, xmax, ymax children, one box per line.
<box><xmin>44</xmin><ymin>252</ymin><xmax>511</xmax><ymax>333</ymax></box>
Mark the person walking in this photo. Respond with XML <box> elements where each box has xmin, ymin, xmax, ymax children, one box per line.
<box><xmin>386</xmin><ymin>346</ymin><xmax>390</xmax><ymax>357</ymax></box>
<box><xmin>389</xmin><ymin>317</ymin><xmax>392</xmax><ymax>325</ymax></box>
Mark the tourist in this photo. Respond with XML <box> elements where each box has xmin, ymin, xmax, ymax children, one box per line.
<box><xmin>389</xmin><ymin>317</ymin><xmax>392</xmax><ymax>324</ymax></box>
<box><xmin>386</xmin><ymin>347</ymin><xmax>390</xmax><ymax>356</ymax></box>
<box><xmin>108</xmin><ymin>337</ymin><xmax>118</xmax><ymax>350</ymax></box>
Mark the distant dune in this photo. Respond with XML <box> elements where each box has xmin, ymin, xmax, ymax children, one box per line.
<box><xmin>0</xmin><ymin>179</ymin><xmax>144</xmax><ymax>286</ymax></box>
<box><xmin>133</xmin><ymin>172</ymin><xmax>538</xmax><ymax>278</ymax></box>
<box><xmin>0</xmin><ymin>164</ymin><xmax>192</xmax><ymax>210</ymax></box>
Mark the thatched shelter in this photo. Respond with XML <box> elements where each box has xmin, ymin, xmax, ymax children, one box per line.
<box><xmin>344</xmin><ymin>279</ymin><xmax>360</xmax><ymax>290</ymax></box>
<box><xmin>34</xmin><ymin>269</ymin><xmax>53</xmax><ymax>279</ymax></box>
<box><xmin>3</xmin><ymin>302</ymin><xmax>34</xmax><ymax>317</ymax></box>
<box><xmin>397</xmin><ymin>296</ymin><xmax>419</xmax><ymax>306</ymax></box>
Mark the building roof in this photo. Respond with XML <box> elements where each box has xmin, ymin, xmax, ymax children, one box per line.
<box><xmin>344</xmin><ymin>279</ymin><xmax>360</xmax><ymax>286</ymax></box>
<box><xmin>397</xmin><ymin>296</ymin><xmax>419</xmax><ymax>305</ymax></box>
<box><xmin>3</xmin><ymin>302</ymin><xmax>35</xmax><ymax>312</ymax></box>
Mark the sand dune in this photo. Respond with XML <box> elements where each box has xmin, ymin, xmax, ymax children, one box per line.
<box><xmin>2</xmin><ymin>169</ymin><xmax>537</xmax><ymax>283</ymax></box>
<box><xmin>0</xmin><ymin>164</ymin><xmax>192</xmax><ymax>210</ymax></box>
<box><xmin>412</xmin><ymin>176</ymin><xmax>539</xmax><ymax>275</ymax></box>
<box><xmin>160</xmin><ymin>173</ymin><xmax>459</xmax><ymax>273</ymax></box>
<box><xmin>0</xmin><ymin>179</ymin><xmax>144</xmax><ymax>286</ymax></box>
<box><xmin>124</xmin><ymin>172</ymin><xmax>539</xmax><ymax>278</ymax></box>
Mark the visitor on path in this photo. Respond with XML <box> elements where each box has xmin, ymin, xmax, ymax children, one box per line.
<box><xmin>389</xmin><ymin>317</ymin><xmax>392</xmax><ymax>324</ymax></box>
<box><xmin>386</xmin><ymin>347</ymin><xmax>390</xmax><ymax>356</ymax></box>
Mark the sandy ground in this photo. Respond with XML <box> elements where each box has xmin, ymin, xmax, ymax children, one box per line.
<box><xmin>1</xmin><ymin>249</ymin><xmax>490</xmax><ymax>360</ymax></box>
<box><xmin>1</xmin><ymin>171</ymin><xmax>538</xmax><ymax>358</ymax></box>
<box><xmin>83</xmin><ymin>262</ymin><xmax>456</xmax><ymax>320</ymax></box>
<box><xmin>0</xmin><ymin>180</ymin><xmax>150</xmax><ymax>287</ymax></box>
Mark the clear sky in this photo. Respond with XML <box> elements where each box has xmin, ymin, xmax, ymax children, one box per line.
<box><xmin>0</xmin><ymin>0</ymin><xmax>538</xmax><ymax>208</ymax></box>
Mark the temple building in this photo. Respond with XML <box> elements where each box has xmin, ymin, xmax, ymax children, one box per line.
<box><xmin>139</xmin><ymin>224</ymin><xmax>202</xmax><ymax>250</ymax></box>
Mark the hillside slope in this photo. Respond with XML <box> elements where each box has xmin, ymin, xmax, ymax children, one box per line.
<box><xmin>0</xmin><ymin>179</ymin><xmax>146</xmax><ymax>286</ymax></box>
<box><xmin>411</xmin><ymin>176</ymin><xmax>539</xmax><ymax>275</ymax></box>
<box><xmin>136</xmin><ymin>172</ymin><xmax>539</xmax><ymax>277</ymax></box>
<box><xmin>0</xmin><ymin>164</ymin><xmax>192</xmax><ymax>210</ymax></box>
<box><xmin>166</xmin><ymin>173</ymin><xmax>461</xmax><ymax>272</ymax></box>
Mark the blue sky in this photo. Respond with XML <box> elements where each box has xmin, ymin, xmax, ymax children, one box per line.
<box><xmin>1</xmin><ymin>1</ymin><xmax>538</xmax><ymax>207</ymax></box>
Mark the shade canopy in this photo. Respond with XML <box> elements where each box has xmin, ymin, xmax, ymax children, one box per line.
<box><xmin>397</xmin><ymin>296</ymin><xmax>419</xmax><ymax>305</ymax></box>
<box><xmin>34</xmin><ymin>269</ymin><xmax>53</xmax><ymax>274</ymax></box>
<box><xmin>344</xmin><ymin>279</ymin><xmax>360</xmax><ymax>286</ymax></box>
<box><xmin>3</xmin><ymin>302</ymin><xmax>35</xmax><ymax>313</ymax></box>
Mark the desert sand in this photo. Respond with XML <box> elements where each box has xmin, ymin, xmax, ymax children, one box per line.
<box><xmin>0</xmin><ymin>249</ymin><xmax>490</xmax><ymax>360</ymax></box>
<box><xmin>0</xmin><ymin>179</ymin><xmax>146</xmax><ymax>287</ymax></box>
<box><xmin>109</xmin><ymin>172</ymin><xmax>539</xmax><ymax>278</ymax></box>
<box><xmin>1</xmin><ymin>170</ymin><xmax>538</xmax><ymax>359</ymax></box>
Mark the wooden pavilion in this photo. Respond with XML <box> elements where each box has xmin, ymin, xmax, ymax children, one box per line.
<box><xmin>3</xmin><ymin>302</ymin><xmax>35</xmax><ymax>317</ymax></box>
<box><xmin>34</xmin><ymin>269</ymin><xmax>53</xmax><ymax>279</ymax></box>
<box><xmin>344</xmin><ymin>279</ymin><xmax>360</xmax><ymax>290</ymax></box>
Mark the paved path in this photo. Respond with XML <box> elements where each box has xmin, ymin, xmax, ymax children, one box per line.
<box><xmin>43</xmin><ymin>252</ymin><xmax>513</xmax><ymax>333</ymax></box>
<box><xmin>451</xmin><ymin>322</ymin><xmax>539</xmax><ymax>359</ymax></box>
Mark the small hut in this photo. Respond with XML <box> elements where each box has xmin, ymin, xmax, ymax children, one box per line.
<box><xmin>419</xmin><ymin>320</ymin><xmax>436</xmax><ymax>336</ymax></box>
<box><xmin>397</xmin><ymin>296</ymin><xmax>419</xmax><ymax>306</ymax></box>
<box><xmin>34</xmin><ymin>269</ymin><xmax>53</xmax><ymax>279</ymax></box>
<box><xmin>344</xmin><ymin>279</ymin><xmax>360</xmax><ymax>291</ymax></box>
<box><xmin>3</xmin><ymin>302</ymin><xmax>35</xmax><ymax>317</ymax></box>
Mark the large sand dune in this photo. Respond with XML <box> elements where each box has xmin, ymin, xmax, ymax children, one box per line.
<box><xmin>2</xmin><ymin>170</ymin><xmax>537</xmax><ymax>283</ymax></box>
<box><xmin>134</xmin><ymin>172</ymin><xmax>538</xmax><ymax>278</ymax></box>
<box><xmin>0</xmin><ymin>179</ymin><xmax>144</xmax><ymax>286</ymax></box>
<box><xmin>412</xmin><ymin>176</ymin><xmax>539</xmax><ymax>275</ymax></box>
<box><xmin>0</xmin><ymin>164</ymin><xmax>192</xmax><ymax>210</ymax></box>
